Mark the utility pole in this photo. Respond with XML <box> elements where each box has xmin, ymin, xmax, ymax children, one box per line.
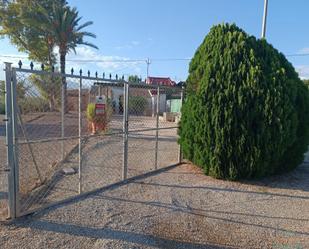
<box><xmin>146</xmin><ymin>58</ymin><xmax>151</xmax><ymax>78</ymax></box>
<box><xmin>261</xmin><ymin>0</ymin><xmax>269</xmax><ymax>38</ymax></box>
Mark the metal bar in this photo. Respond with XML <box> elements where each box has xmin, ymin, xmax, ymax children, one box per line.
<box><xmin>11</xmin><ymin>69</ymin><xmax>20</xmax><ymax>217</ymax></box>
<box><xmin>61</xmin><ymin>80</ymin><xmax>65</xmax><ymax>159</ymax></box>
<box><xmin>17</xmin><ymin>126</ymin><xmax>179</xmax><ymax>145</ymax></box>
<box><xmin>78</xmin><ymin>76</ymin><xmax>82</xmax><ymax>194</ymax></box>
<box><xmin>96</xmin><ymin>81</ymin><xmax>182</xmax><ymax>90</ymax></box>
<box><xmin>154</xmin><ymin>85</ymin><xmax>160</xmax><ymax>170</ymax></box>
<box><xmin>99</xmin><ymin>84</ymin><xmax>102</xmax><ymax>96</ymax></box>
<box><xmin>4</xmin><ymin>62</ymin><xmax>16</xmax><ymax>219</ymax></box>
<box><xmin>178</xmin><ymin>87</ymin><xmax>184</xmax><ymax>163</ymax></box>
<box><xmin>13</xmin><ymin>67</ymin><xmax>182</xmax><ymax>90</ymax></box>
<box><xmin>15</xmin><ymin>68</ymin><xmax>124</xmax><ymax>83</ymax></box>
<box><xmin>261</xmin><ymin>0</ymin><xmax>268</xmax><ymax>38</ymax></box>
<box><xmin>122</xmin><ymin>82</ymin><xmax>129</xmax><ymax>180</ymax></box>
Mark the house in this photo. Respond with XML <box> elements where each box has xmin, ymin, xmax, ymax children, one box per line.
<box><xmin>70</xmin><ymin>76</ymin><xmax>179</xmax><ymax>116</ymax></box>
<box><xmin>146</xmin><ymin>77</ymin><xmax>176</xmax><ymax>86</ymax></box>
<box><xmin>146</xmin><ymin>77</ymin><xmax>177</xmax><ymax>116</ymax></box>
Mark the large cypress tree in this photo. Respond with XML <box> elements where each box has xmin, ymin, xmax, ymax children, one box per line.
<box><xmin>179</xmin><ymin>23</ymin><xmax>309</xmax><ymax>180</ymax></box>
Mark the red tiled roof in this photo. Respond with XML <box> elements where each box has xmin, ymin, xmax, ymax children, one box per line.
<box><xmin>146</xmin><ymin>77</ymin><xmax>176</xmax><ymax>86</ymax></box>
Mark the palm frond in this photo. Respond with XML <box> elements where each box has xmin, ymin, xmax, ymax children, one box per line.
<box><xmin>76</xmin><ymin>21</ymin><xmax>93</xmax><ymax>31</ymax></box>
<box><xmin>78</xmin><ymin>31</ymin><xmax>96</xmax><ymax>38</ymax></box>
<box><xmin>78</xmin><ymin>41</ymin><xmax>98</xmax><ymax>50</ymax></box>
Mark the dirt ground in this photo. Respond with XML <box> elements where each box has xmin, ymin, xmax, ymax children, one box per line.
<box><xmin>0</xmin><ymin>161</ymin><xmax>308</xmax><ymax>249</ymax></box>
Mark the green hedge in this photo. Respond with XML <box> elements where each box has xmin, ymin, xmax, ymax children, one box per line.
<box><xmin>179</xmin><ymin>23</ymin><xmax>309</xmax><ymax>180</ymax></box>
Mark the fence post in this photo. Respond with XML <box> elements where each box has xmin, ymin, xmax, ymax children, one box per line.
<box><xmin>61</xmin><ymin>79</ymin><xmax>65</xmax><ymax>160</ymax></box>
<box><xmin>4</xmin><ymin>62</ymin><xmax>16</xmax><ymax>219</ymax></box>
<box><xmin>178</xmin><ymin>86</ymin><xmax>184</xmax><ymax>164</ymax></box>
<box><xmin>11</xmin><ymin>68</ymin><xmax>20</xmax><ymax>217</ymax></box>
<box><xmin>78</xmin><ymin>75</ymin><xmax>82</xmax><ymax>193</ymax></box>
<box><xmin>154</xmin><ymin>84</ymin><xmax>160</xmax><ymax>170</ymax></box>
<box><xmin>122</xmin><ymin>82</ymin><xmax>129</xmax><ymax>180</ymax></box>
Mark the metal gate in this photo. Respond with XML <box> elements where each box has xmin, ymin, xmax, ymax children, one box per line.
<box><xmin>2</xmin><ymin>62</ymin><xmax>183</xmax><ymax>219</ymax></box>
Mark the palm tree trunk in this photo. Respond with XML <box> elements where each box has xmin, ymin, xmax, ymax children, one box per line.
<box><xmin>60</xmin><ymin>52</ymin><xmax>67</xmax><ymax>113</ymax></box>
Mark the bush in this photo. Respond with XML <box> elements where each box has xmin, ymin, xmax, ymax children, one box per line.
<box><xmin>129</xmin><ymin>96</ymin><xmax>148</xmax><ymax>115</ymax></box>
<box><xmin>87</xmin><ymin>101</ymin><xmax>113</xmax><ymax>123</ymax></box>
<box><xmin>86</xmin><ymin>103</ymin><xmax>96</xmax><ymax>122</ymax></box>
<box><xmin>19</xmin><ymin>97</ymin><xmax>50</xmax><ymax>114</ymax></box>
<box><xmin>0</xmin><ymin>101</ymin><xmax>4</xmax><ymax>114</ymax></box>
<box><xmin>179</xmin><ymin>23</ymin><xmax>309</xmax><ymax>180</ymax></box>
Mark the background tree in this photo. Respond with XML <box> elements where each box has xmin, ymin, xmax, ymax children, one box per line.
<box><xmin>128</xmin><ymin>75</ymin><xmax>141</xmax><ymax>83</ymax></box>
<box><xmin>0</xmin><ymin>0</ymin><xmax>65</xmax><ymax>111</ymax></box>
<box><xmin>0</xmin><ymin>0</ymin><xmax>66</xmax><ymax>66</ymax></box>
<box><xmin>30</xmin><ymin>74</ymin><xmax>62</xmax><ymax>111</ymax></box>
<box><xmin>33</xmin><ymin>3</ymin><xmax>98</xmax><ymax>111</ymax></box>
<box><xmin>0</xmin><ymin>0</ymin><xmax>97</xmax><ymax>112</ymax></box>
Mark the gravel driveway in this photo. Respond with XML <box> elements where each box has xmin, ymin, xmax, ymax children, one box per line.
<box><xmin>0</xmin><ymin>161</ymin><xmax>308</xmax><ymax>249</ymax></box>
<box><xmin>0</xmin><ymin>112</ymin><xmax>179</xmax><ymax>219</ymax></box>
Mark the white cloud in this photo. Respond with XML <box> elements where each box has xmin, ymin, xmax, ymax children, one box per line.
<box><xmin>59</xmin><ymin>46</ymin><xmax>143</xmax><ymax>75</ymax></box>
<box><xmin>114</xmin><ymin>40</ymin><xmax>141</xmax><ymax>50</ymax></box>
<box><xmin>0</xmin><ymin>53</ymin><xmax>29</xmax><ymax>67</ymax></box>
<box><xmin>299</xmin><ymin>47</ymin><xmax>309</xmax><ymax>54</ymax></box>
<box><xmin>295</xmin><ymin>65</ymin><xmax>309</xmax><ymax>79</ymax></box>
<box><xmin>131</xmin><ymin>41</ymin><xmax>140</xmax><ymax>46</ymax></box>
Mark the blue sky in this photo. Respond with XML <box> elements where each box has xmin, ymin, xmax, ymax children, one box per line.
<box><xmin>0</xmin><ymin>0</ymin><xmax>309</xmax><ymax>81</ymax></box>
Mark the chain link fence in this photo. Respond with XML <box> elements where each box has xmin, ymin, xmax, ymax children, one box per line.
<box><xmin>2</xmin><ymin>62</ymin><xmax>183</xmax><ymax>219</ymax></box>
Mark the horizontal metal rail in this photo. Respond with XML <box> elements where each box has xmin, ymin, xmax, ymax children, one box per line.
<box><xmin>16</xmin><ymin>126</ymin><xmax>179</xmax><ymax>145</ymax></box>
<box><xmin>12</xmin><ymin>67</ymin><xmax>182</xmax><ymax>90</ymax></box>
<box><xmin>13</xmin><ymin>68</ymin><xmax>124</xmax><ymax>84</ymax></box>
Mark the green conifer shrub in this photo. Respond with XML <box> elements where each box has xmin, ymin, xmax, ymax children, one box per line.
<box><xmin>179</xmin><ymin>23</ymin><xmax>309</xmax><ymax>180</ymax></box>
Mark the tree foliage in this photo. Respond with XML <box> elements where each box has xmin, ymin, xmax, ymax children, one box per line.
<box><xmin>128</xmin><ymin>75</ymin><xmax>141</xmax><ymax>83</ymax></box>
<box><xmin>0</xmin><ymin>0</ymin><xmax>66</xmax><ymax>65</ymax></box>
<box><xmin>30</xmin><ymin>73</ymin><xmax>62</xmax><ymax>111</ymax></box>
<box><xmin>179</xmin><ymin>23</ymin><xmax>309</xmax><ymax>180</ymax></box>
<box><xmin>0</xmin><ymin>0</ymin><xmax>98</xmax><ymax>113</ymax></box>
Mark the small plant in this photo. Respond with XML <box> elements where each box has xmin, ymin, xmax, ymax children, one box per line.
<box><xmin>86</xmin><ymin>102</ymin><xmax>112</xmax><ymax>134</ymax></box>
<box><xmin>86</xmin><ymin>103</ymin><xmax>96</xmax><ymax>122</ymax></box>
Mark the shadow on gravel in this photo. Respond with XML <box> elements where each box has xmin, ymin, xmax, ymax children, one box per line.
<box><xmin>240</xmin><ymin>163</ymin><xmax>309</xmax><ymax>192</ymax></box>
<box><xmin>17</xmin><ymin>220</ymin><xmax>231</xmax><ymax>249</ymax></box>
<box><xmin>133</xmin><ymin>181</ymin><xmax>309</xmax><ymax>200</ymax></box>
<box><xmin>91</xmin><ymin>194</ymin><xmax>309</xmax><ymax>237</ymax></box>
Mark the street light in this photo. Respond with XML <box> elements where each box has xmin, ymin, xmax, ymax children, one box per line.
<box><xmin>261</xmin><ymin>0</ymin><xmax>269</xmax><ymax>38</ymax></box>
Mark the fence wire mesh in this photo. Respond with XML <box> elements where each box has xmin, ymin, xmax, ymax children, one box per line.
<box><xmin>5</xmin><ymin>66</ymin><xmax>183</xmax><ymax>217</ymax></box>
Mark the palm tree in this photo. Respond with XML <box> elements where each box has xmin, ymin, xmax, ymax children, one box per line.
<box><xmin>50</xmin><ymin>4</ymin><xmax>98</xmax><ymax>76</ymax></box>
<box><xmin>35</xmin><ymin>2</ymin><xmax>98</xmax><ymax>110</ymax></box>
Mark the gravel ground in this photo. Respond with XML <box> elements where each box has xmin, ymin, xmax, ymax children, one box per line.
<box><xmin>0</xmin><ymin>160</ymin><xmax>308</xmax><ymax>249</ymax></box>
<box><xmin>1</xmin><ymin>112</ymin><xmax>308</xmax><ymax>248</ymax></box>
<box><xmin>0</xmin><ymin>112</ymin><xmax>179</xmax><ymax>219</ymax></box>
